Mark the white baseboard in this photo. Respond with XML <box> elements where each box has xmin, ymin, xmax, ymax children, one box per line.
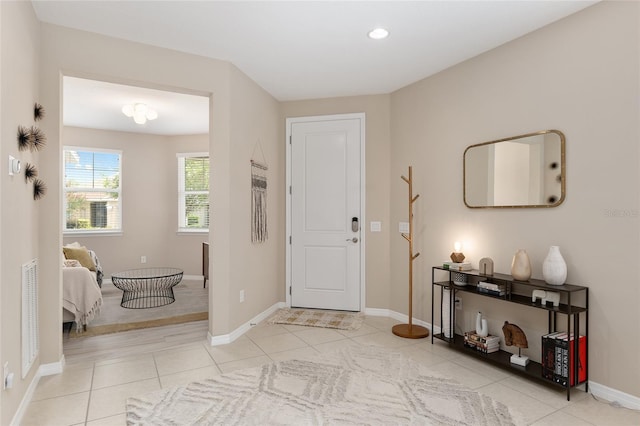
<box><xmin>364</xmin><ymin>308</ymin><xmax>639</xmax><ymax>409</ymax></box>
<box><xmin>40</xmin><ymin>354</ymin><xmax>65</xmax><ymax>376</ymax></box>
<box><xmin>589</xmin><ymin>380</ymin><xmax>640</xmax><ymax>410</ymax></box>
<box><xmin>208</xmin><ymin>302</ymin><xmax>286</xmax><ymax>346</ymax></box>
<box><xmin>364</xmin><ymin>307</ymin><xmax>436</xmax><ymax>332</ymax></box>
<box><xmin>183</xmin><ymin>274</ymin><xmax>203</xmax><ymax>281</ymax></box>
<box><xmin>10</xmin><ymin>355</ymin><xmax>65</xmax><ymax>426</ymax></box>
<box><xmin>363</xmin><ymin>307</ymin><xmax>391</xmax><ymax>317</ymax></box>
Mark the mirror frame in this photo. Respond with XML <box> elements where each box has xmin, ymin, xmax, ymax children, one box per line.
<box><xmin>463</xmin><ymin>130</ymin><xmax>566</xmax><ymax>209</ymax></box>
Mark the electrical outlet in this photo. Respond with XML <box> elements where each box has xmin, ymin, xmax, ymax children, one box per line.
<box><xmin>455</xmin><ymin>297</ymin><xmax>462</xmax><ymax>310</ymax></box>
<box><xmin>240</xmin><ymin>290</ymin><xmax>245</xmax><ymax>303</ymax></box>
<box><xmin>140</xmin><ymin>256</ymin><xmax>147</xmax><ymax>264</ymax></box>
<box><xmin>399</xmin><ymin>222</ymin><xmax>409</xmax><ymax>233</ymax></box>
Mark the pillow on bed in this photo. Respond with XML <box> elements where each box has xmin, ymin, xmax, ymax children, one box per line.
<box><xmin>65</xmin><ymin>241</ymin><xmax>83</xmax><ymax>249</ymax></box>
<box><xmin>63</xmin><ymin>259</ymin><xmax>82</xmax><ymax>268</ymax></box>
<box><xmin>63</xmin><ymin>247</ymin><xmax>96</xmax><ymax>271</ymax></box>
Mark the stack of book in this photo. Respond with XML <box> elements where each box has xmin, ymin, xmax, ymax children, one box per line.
<box><xmin>443</xmin><ymin>262</ymin><xmax>472</xmax><ymax>271</ymax></box>
<box><xmin>541</xmin><ymin>332</ymin><xmax>587</xmax><ymax>386</ymax></box>
<box><xmin>464</xmin><ymin>331</ymin><xmax>501</xmax><ymax>354</ymax></box>
<box><xmin>477</xmin><ymin>281</ymin><xmax>506</xmax><ymax>296</ymax></box>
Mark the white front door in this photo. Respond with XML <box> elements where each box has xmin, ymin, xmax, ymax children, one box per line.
<box><xmin>288</xmin><ymin>115</ymin><xmax>363</xmax><ymax>311</ymax></box>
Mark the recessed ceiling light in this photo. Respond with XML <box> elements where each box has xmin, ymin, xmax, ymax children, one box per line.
<box><xmin>368</xmin><ymin>28</ymin><xmax>389</xmax><ymax>40</ymax></box>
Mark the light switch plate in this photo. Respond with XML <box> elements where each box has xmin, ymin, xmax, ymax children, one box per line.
<box><xmin>370</xmin><ymin>221</ymin><xmax>381</xmax><ymax>232</ymax></box>
<box><xmin>3</xmin><ymin>362</ymin><xmax>8</xmax><ymax>390</ymax></box>
<box><xmin>399</xmin><ymin>222</ymin><xmax>409</xmax><ymax>233</ymax></box>
<box><xmin>8</xmin><ymin>156</ymin><xmax>20</xmax><ymax>176</ymax></box>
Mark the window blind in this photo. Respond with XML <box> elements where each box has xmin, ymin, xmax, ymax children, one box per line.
<box><xmin>178</xmin><ymin>153</ymin><xmax>210</xmax><ymax>231</ymax></box>
<box><xmin>63</xmin><ymin>147</ymin><xmax>122</xmax><ymax>232</ymax></box>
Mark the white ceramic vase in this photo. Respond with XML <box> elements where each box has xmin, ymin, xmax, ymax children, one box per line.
<box><xmin>511</xmin><ymin>249</ymin><xmax>531</xmax><ymax>281</ymax></box>
<box><xmin>543</xmin><ymin>246</ymin><xmax>567</xmax><ymax>285</ymax></box>
<box><xmin>476</xmin><ymin>311</ymin><xmax>489</xmax><ymax>337</ymax></box>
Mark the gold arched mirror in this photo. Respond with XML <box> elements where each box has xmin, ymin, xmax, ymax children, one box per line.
<box><xmin>464</xmin><ymin>130</ymin><xmax>565</xmax><ymax>208</ymax></box>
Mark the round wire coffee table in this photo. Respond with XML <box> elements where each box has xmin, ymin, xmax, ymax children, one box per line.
<box><xmin>111</xmin><ymin>267</ymin><xmax>184</xmax><ymax>309</ymax></box>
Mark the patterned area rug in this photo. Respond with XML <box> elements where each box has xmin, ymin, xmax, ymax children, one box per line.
<box><xmin>68</xmin><ymin>279</ymin><xmax>208</xmax><ymax>338</ymax></box>
<box><xmin>267</xmin><ymin>308</ymin><xmax>364</xmax><ymax>330</ymax></box>
<box><xmin>127</xmin><ymin>345</ymin><xmax>519</xmax><ymax>425</ymax></box>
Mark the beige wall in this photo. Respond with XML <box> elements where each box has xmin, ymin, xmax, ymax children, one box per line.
<box><xmin>280</xmin><ymin>95</ymin><xmax>392</xmax><ymax>310</ymax></box>
<box><xmin>62</xmin><ymin>127</ymin><xmax>209</xmax><ymax>276</ymax></box>
<box><xmin>36</xmin><ymin>18</ymin><xmax>280</xmax><ymax>391</ymax></box>
<box><xmin>38</xmin><ymin>23</ymin><xmax>231</xmax><ymax>370</ymax></box>
<box><xmin>223</xmin><ymin>65</ymin><xmax>284</xmax><ymax>332</ymax></box>
<box><xmin>2</xmin><ymin>2</ymin><xmax>639</xmax><ymax>422</ymax></box>
<box><xmin>0</xmin><ymin>3</ymin><xmax>3</xmax><ymax>423</ymax></box>
<box><xmin>390</xmin><ymin>2</ymin><xmax>639</xmax><ymax>398</ymax></box>
<box><xmin>0</xmin><ymin>2</ymin><xmax>41</xmax><ymax>423</ymax></box>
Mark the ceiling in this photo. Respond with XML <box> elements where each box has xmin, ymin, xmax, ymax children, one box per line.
<box><xmin>63</xmin><ymin>77</ymin><xmax>210</xmax><ymax>135</ymax></box>
<box><xmin>35</xmin><ymin>1</ymin><xmax>597</xmax><ymax>135</ymax></box>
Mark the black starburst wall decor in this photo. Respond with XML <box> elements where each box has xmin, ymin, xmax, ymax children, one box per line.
<box><xmin>34</xmin><ymin>102</ymin><xmax>45</xmax><ymax>121</ymax></box>
<box><xmin>29</xmin><ymin>126</ymin><xmax>46</xmax><ymax>151</ymax></box>
<box><xmin>24</xmin><ymin>163</ymin><xmax>38</xmax><ymax>182</ymax></box>
<box><xmin>16</xmin><ymin>103</ymin><xmax>48</xmax><ymax>201</ymax></box>
<box><xmin>33</xmin><ymin>179</ymin><xmax>47</xmax><ymax>200</ymax></box>
<box><xmin>17</xmin><ymin>125</ymin><xmax>32</xmax><ymax>151</ymax></box>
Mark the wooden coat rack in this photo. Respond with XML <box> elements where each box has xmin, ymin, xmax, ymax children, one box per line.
<box><xmin>392</xmin><ymin>166</ymin><xmax>429</xmax><ymax>339</ymax></box>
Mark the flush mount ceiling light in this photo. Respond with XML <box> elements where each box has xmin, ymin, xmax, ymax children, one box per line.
<box><xmin>368</xmin><ymin>28</ymin><xmax>389</xmax><ymax>40</ymax></box>
<box><xmin>122</xmin><ymin>103</ymin><xmax>158</xmax><ymax>125</ymax></box>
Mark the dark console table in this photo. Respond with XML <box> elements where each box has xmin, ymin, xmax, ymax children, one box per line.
<box><xmin>431</xmin><ymin>266</ymin><xmax>588</xmax><ymax>400</ymax></box>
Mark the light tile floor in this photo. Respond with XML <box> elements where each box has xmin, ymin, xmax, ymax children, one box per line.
<box><xmin>22</xmin><ymin>317</ymin><xmax>640</xmax><ymax>425</ymax></box>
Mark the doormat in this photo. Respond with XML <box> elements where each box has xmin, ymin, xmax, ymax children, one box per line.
<box><xmin>267</xmin><ymin>308</ymin><xmax>363</xmax><ymax>331</ymax></box>
<box><xmin>69</xmin><ymin>312</ymin><xmax>208</xmax><ymax>338</ymax></box>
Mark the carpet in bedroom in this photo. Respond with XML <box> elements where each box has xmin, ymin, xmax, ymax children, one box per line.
<box><xmin>70</xmin><ymin>277</ymin><xmax>208</xmax><ymax>337</ymax></box>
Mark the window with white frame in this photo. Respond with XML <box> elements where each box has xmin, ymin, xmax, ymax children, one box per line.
<box><xmin>178</xmin><ymin>153</ymin><xmax>210</xmax><ymax>232</ymax></box>
<box><xmin>63</xmin><ymin>147</ymin><xmax>122</xmax><ymax>233</ymax></box>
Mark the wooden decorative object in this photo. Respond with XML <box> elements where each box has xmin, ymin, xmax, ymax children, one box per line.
<box><xmin>502</xmin><ymin>321</ymin><xmax>528</xmax><ymax>348</ymax></box>
<box><xmin>450</xmin><ymin>252</ymin><xmax>466</xmax><ymax>263</ymax></box>
<box><xmin>503</xmin><ymin>321</ymin><xmax>529</xmax><ymax>366</ymax></box>
<box><xmin>392</xmin><ymin>166</ymin><xmax>429</xmax><ymax>339</ymax></box>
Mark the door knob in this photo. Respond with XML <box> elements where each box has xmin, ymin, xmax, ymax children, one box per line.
<box><xmin>346</xmin><ymin>237</ymin><xmax>358</xmax><ymax>243</ymax></box>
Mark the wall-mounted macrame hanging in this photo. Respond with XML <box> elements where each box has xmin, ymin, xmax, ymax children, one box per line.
<box><xmin>251</xmin><ymin>141</ymin><xmax>268</xmax><ymax>243</ymax></box>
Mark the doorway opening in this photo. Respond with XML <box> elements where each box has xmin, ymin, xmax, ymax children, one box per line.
<box><xmin>61</xmin><ymin>76</ymin><xmax>211</xmax><ymax>341</ymax></box>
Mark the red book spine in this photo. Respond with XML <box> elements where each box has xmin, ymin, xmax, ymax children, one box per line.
<box><xmin>568</xmin><ymin>335</ymin><xmax>587</xmax><ymax>386</ymax></box>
